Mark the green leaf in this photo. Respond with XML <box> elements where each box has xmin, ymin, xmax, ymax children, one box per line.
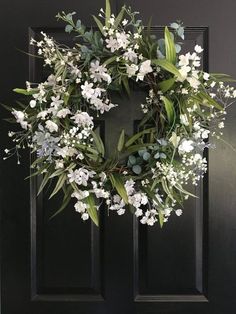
<box><xmin>128</xmin><ymin>155</ymin><xmax>136</xmax><ymax>165</ymax></box>
<box><xmin>164</xmin><ymin>26</ymin><xmax>176</xmax><ymax>64</ymax></box>
<box><xmin>109</xmin><ymin>173</ymin><xmax>128</xmax><ymax>204</ymax></box>
<box><xmin>49</xmin><ymin>173</ymin><xmax>67</xmax><ymax>199</ymax></box>
<box><xmin>153</xmin><ymin>59</ymin><xmax>181</xmax><ymax>79</ymax></box>
<box><xmin>161</xmin><ymin>96</ymin><xmax>175</xmax><ymax>124</ymax></box>
<box><xmin>143</xmin><ymin>152</ymin><xmax>151</xmax><ymax>160</ymax></box>
<box><xmin>65</xmin><ymin>24</ymin><xmax>73</xmax><ymax>33</ymax></box>
<box><xmin>103</xmin><ymin>55</ymin><xmax>117</xmax><ymax>65</ymax></box>
<box><xmin>199</xmin><ymin>91</ymin><xmax>223</xmax><ymax>110</ymax></box>
<box><xmin>125</xmin><ymin>128</ymin><xmax>156</xmax><ymax>147</ymax></box>
<box><xmin>158</xmin><ymin>77</ymin><xmax>175</xmax><ymax>93</ymax></box>
<box><xmin>174</xmin><ymin>183</ymin><xmax>198</xmax><ymax>198</ymax></box>
<box><xmin>114</xmin><ymin>6</ymin><xmax>125</xmax><ymax>28</ymax></box>
<box><xmin>76</xmin><ymin>19</ymin><xmax>81</xmax><ymax>28</ymax></box>
<box><xmin>85</xmin><ymin>194</ymin><xmax>99</xmax><ymax>226</ymax></box>
<box><xmin>132</xmin><ymin>164</ymin><xmax>142</xmax><ymax>174</ymax></box>
<box><xmin>122</xmin><ymin>76</ymin><xmax>130</xmax><ymax>96</ymax></box>
<box><xmin>37</xmin><ymin>171</ymin><xmax>51</xmax><ymax>196</ymax></box>
<box><xmin>50</xmin><ymin>190</ymin><xmax>71</xmax><ymax>220</ymax></box>
<box><xmin>117</xmin><ymin>129</ymin><xmax>125</xmax><ymax>152</ymax></box>
<box><xmin>91</xmin><ymin>130</ymin><xmax>105</xmax><ymax>157</ymax></box>
<box><xmin>105</xmin><ymin>0</ymin><xmax>111</xmax><ymax>27</ymax></box>
<box><xmin>92</xmin><ymin>15</ymin><xmax>104</xmax><ymax>35</ymax></box>
<box><xmin>158</xmin><ymin>209</ymin><xmax>164</xmax><ymax>228</ymax></box>
<box><xmin>210</xmin><ymin>73</ymin><xmax>236</xmax><ymax>82</ymax></box>
<box><xmin>13</xmin><ymin>88</ymin><xmax>36</xmax><ymax>95</ymax></box>
<box><xmin>126</xmin><ymin>143</ymin><xmax>158</xmax><ymax>154</ymax></box>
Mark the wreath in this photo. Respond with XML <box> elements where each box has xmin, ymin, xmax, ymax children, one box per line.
<box><xmin>5</xmin><ymin>0</ymin><xmax>236</xmax><ymax>227</ymax></box>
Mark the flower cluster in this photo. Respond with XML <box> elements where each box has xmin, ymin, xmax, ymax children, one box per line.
<box><xmin>5</xmin><ymin>1</ymin><xmax>236</xmax><ymax>227</ymax></box>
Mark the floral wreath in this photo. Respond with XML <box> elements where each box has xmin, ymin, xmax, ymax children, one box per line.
<box><xmin>5</xmin><ymin>0</ymin><xmax>236</xmax><ymax>227</ymax></box>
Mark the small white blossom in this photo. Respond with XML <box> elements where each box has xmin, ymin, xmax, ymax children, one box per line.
<box><xmin>194</xmin><ymin>45</ymin><xmax>203</xmax><ymax>53</ymax></box>
<box><xmin>45</xmin><ymin>120</ymin><xmax>58</xmax><ymax>133</ymax></box>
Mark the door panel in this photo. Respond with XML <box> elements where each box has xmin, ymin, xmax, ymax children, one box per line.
<box><xmin>1</xmin><ymin>1</ymin><xmax>236</xmax><ymax>314</ymax></box>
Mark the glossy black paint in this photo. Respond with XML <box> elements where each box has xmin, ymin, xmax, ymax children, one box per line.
<box><xmin>1</xmin><ymin>1</ymin><xmax>236</xmax><ymax>313</ymax></box>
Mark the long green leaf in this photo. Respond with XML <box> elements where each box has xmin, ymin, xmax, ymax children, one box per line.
<box><xmin>103</xmin><ymin>55</ymin><xmax>117</xmax><ymax>65</ymax></box>
<box><xmin>161</xmin><ymin>96</ymin><xmax>175</xmax><ymax>124</ymax></box>
<box><xmin>109</xmin><ymin>173</ymin><xmax>128</xmax><ymax>204</ymax></box>
<box><xmin>91</xmin><ymin>130</ymin><xmax>105</xmax><ymax>157</ymax></box>
<box><xmin>92</xmin><ymin>15</ymin><xmax>104</xmax><ymax>35</ymax></box>
<box><xmin>153</xmin><ymin>59</ymin><xmax>181</xmax><ymax>79</ymax></box>
<box><xmin>117</xmin><ymin>129</ymin><xmax>125</xmax><ymax>152</ymax></box>
<box><xmin>125</xmin><ymin>128</ymin><xmax>156</xmax><ymax>147</ymax></box>
<box><xmin>158</xmin><ymin>209</ymin><xmax>164</xmax><ymax>228</ymax></box>
<box><xmin>199</xmin><ymin>91</ymin><xmax>223</xmax><ymax>110</ymax></box>
<box><xmin>50</xmin><ymin>190</ymin><xmax>71</xmax><ymax>220</ymax></box>
<box><xmin>122</xmin><ymin>76</ymin><xmax>130</xmax><ymax>96</ymax></box>
<box><xmin>49</xmin><ymin>173</ymin><xmax>67</xmax><ymax>199</ymax></box>
<box><xmin>114</xmin><ymin>6</ymin><xmax>125</xmax><ymax>28</ymax></box>
<box><xmin>164</xmin><ymin>26</ymin><xmax>176</xmax><ymax>64</ymax></box>
<box><xmin>37</xmin><ymin>171</ymin><xmax>51</xmax><ymax>196</ymax></box>
<box><xmin>125</xmin><ymin>143</ymin><xmax>158</xmax><ymax>154</ymax></box>
<box><xmin>13</xmin><ymin>88</ymin><xmax>37</xmax><ymax>95</ymax></box>
<box><xmin>158</xmin><ymin>77</ymin><xmax>175</xmax><ymax>93</ymax></box>
<box><xmin>85</xmin><ymin>194</ymin><xmax>99</xmax><ymax>226</ymax></box>
<box><xmin>105</xmin><ymin>0</ymin><xmax>111</xmax><ymax>27</ymax></box>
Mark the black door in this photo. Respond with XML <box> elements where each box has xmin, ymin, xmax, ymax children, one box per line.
<box><xmin>1</xmin><ymin>0</ymin><xmax>236</xmax><ymax>313</ymax></box>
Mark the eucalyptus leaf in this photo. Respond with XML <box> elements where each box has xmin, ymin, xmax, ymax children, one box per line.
<box><xmin>142</xmin><ymin>152</ymin><xmax>151</xmax><ymax>161</ymax></box>
<box><xmin>132</xmin><ymin>164</ymin><xmax>142</xmax><ymax>174</ymax></box>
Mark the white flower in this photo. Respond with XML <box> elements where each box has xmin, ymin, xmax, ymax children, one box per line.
<box><xmin>90</xmin><ymin>60</ymin><xmax>111</xmax><ymax>83</ymax></box>
<box><xmin>202</xmin><ymin>72</ymin><xmax>210</xmax><ymax>81</ymax></box>
<box><xmin>116</xmin><ymin>32</ymin><xmax>129</xmax><ymax>49</ymax></box>
<box><xmin>137</xmin><ymin>60</ymin><xmax>153</xmax><ymax>81</ymax></box>
<box><xmin>74</xmin><ymin>201</ymin><xmax>87</xmax><ymax>213</ymax></box>
<box><xmin>72</xmin><ymin>190</ymin><xmax>89</xmax><ymax>200</ymax></box>
<box><xmin>218</xmin><ymin>122</ymin><xmax>224</xmax><ymax>129</ymax></box>
<box><xmin>81</xmin><ymin>81</ymin><xmax>94</xmax><ymax>99</ymax></box>
<box><xmin>179</xmin><ymin>54</ymin><xmax>190</xmax><ymax>66</ymax></box>
<box><xmin>164</xmin><ymin>208</ymin><xmax>172</xmax><ymax>216</ymax></box>
<box><xmin>175</xmin><ymin>209</ymin><xmax>183</xmax><ymax>216</ymax></box>
<box><xmin>68</xmin><ymin>168</ymin><xmax>94</xmax><ymax>186</ymax></box>
<box><xmin>180</xmin><ymin>114</ymin><xmax>189</xmax><ymax>126</ymax></box>
<box><xmin>178</xmin><ymin>139</ymin><xmax>194</xmax><ymax>154</ymax></box>
<box><xmin>30</xmin><ymin>100</ymin><xmax>36</xmax><ymax>108</ymax></box>
<box><xmin>125</xmin><ymin>179</ymin><xmax>135</xmax><ymax>195</ymax></box>
<box><xmin>135</xmin><ymin>209</ymin><xmax>143</xmax><ymax>217</ymax></box>
<box><xmin>56</xmin><ymin>146</ymin><xmax>77</xmax><ymax>158</ymax></box>
<box><xmin>105</xmin><ymin>36</ymin><xmax>119</xmax><ymax>52</ymax></box>
<box><xmin>12</xmin><ymin>110</ymin><xmax>28</xmax><ymax>129</ymax></box>
<box><xmin>187</xmin><ymin>76</ymin><xmax>200</xmax><ymax>89</ymax></box>
<box><xmin>45</xmin><ymin>120</ymin><xmax>58</xmax><ymax>133</ymax></box>
<box><xmin>126</xmin><ymin>64</ymin><xmax>138</xmax><ymax>77</ymax></box>
<box><xmin>57</xmin><ymin>108</ymin><xmax>71</xmax><ymax>118</ymax></box>
<box><xmin>123</xmin><ymin>48</ymin><xmax>138</xmax><ymax>63</ymax></box>
<box><xmin>179</xmin><ymin>65</ymin><xmax>191</xmax><ymax>80</ymax></box>
<box><xmin>109</xmin><ymin>17</ymin><xmax>115</xmax><ymax>25</ymax></box>
<box><xmin>193</xmin><ymin>121</ymin><xmax>201</xmax><ymax>130</ymax></box>
<box><xmin>181</xmin><ymin>88</ymin><xmax>188</xmax><ymax>94</ymax></box>
<box><xmin>122</xmin><ymin>19</ymin><xmax>128</xmax><ymax>26</ymax></box>
<box><xmin>51</xmin><ymin>95</ymin><xmax>63</xmax><ymax>108</ymax></box>
<box><xmin>117</xmin><ymin>208</ymin><xmax>126</xmax><ymax>215</ymax></box>
<box><xmin>72</xmin><ymin>111</ymin><xmax>94</xmax><ymax>128</ymax></box>
<box><xmin>81</xmin><ymin>212</ymin><xmax>89</xmax><ymax>220</ymax></box>
<box><xmin>169</xmin><ymin>132</ymin><xmax>180</xmax><ymax>148</ymax></box>
<box><xmin>201</xmin><ymin>129</ymin><xmax>210</xmax><ymax>139</ymax></box>
<box><xmin>90</xmin><ymin>96</ymin><xmax>116</xmax><ymax>113</ymax></box>
<box><xmin>55</xmin><ymin>160</ymin><xmax>64</xmax><ymax>169</ymax></box>
<box><xmin>37</xmin><ymin>110</ymin><xmax>49</xmax><ymax>120</ymax></box>
<box><xmin>194</xmin><ymin>45</ymin><xmax>203</xmax><ymax>53</ymax></box>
